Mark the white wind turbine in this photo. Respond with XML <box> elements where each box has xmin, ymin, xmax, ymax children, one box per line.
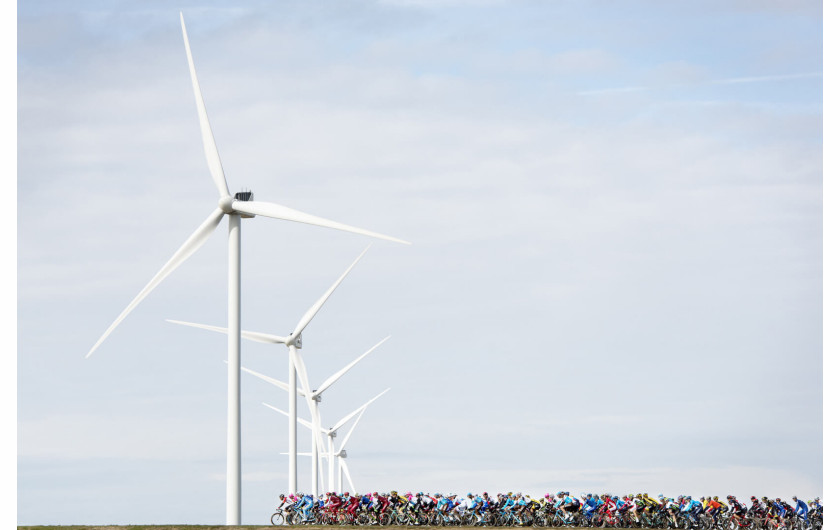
<box><xmin>86</xmin><ymin>13</ymin><xmax>408</xmax><ymax>525</ymax></box>
<box><xmin>167</xmin><ymin>245</ymin><xmax>378</xmax><ymax>496</ymax></box>
<box><xmin>239</xmin><ymin>337</ymin><xmax>389</xmax><ymax>492</ymax></box>
<box><xmin>263</xmin><ymin>387</ymin><xmax>391</xmax><ymax>494</ymax></box>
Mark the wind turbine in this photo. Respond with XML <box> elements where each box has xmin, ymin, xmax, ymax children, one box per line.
<box><xmin>86</xmin><ymin>13</ymin><xmax>409</xmax><ymax>525</ymax></box>
<box><xmin>167</xmin><ymin>245</ymin><xmax>379</xmax><ymax>496</ymax></box>
<box><xmin>238</xmin><ymin>337</ymin><xmax>389</xmax><ymax>492</ymax></box>
<box><xmin>263</xmin><ymin>387</ymin><xmax>390</xmax><ymax>494</ymax></box>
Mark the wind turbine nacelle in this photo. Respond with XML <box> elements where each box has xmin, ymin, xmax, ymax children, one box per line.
<box><xmin>338</xmin><ymin>450</ymin><xmax>347</xmax><ymax>458</ymax></box>
<box><xmin>292</xmin><ymin>334</ymin><xmax>303</xmax><ymax>349</ymax></box>
<box><xmin>235</xmin><ymin>191</ymin><xmax>255</xmax><ymax>218</ymax></box>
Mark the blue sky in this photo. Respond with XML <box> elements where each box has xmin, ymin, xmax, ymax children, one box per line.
<box><xmin>16</xmin><ymin>0</ymin><xmax>825</xmax><ymax>525</ymax></box>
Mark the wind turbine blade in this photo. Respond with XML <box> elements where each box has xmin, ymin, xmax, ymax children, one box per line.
<box><xmin>339</xmin><ymin>458</ymin><xmax>356</xmax><ymax>494</ymax></box>
<box><xmin>241</xmin><ymin>366</ymin><xmax>306</xmax><ymax>397</ymax></box>
<box><xmin>289</xmin><ymin>246</ymin><xmax>370</xmax><ymax>342</ymax></box>
<box><xmin>241</xmin><ymin>366</ymin><xmax>290</xmax><ymax>393</ymax></box>
<box><xmin>165</xmin><ymin>319</ymin><xmax>288</xmax><ymax>344</ymax></box>
<box><xmin>336</xmin><ymin>407</ymin><xmax>367</xmax><ymax>453</ymax></box>
<box><xmin>330</xmin><ymin>388</ymin><xmax>390</xmax><ymax>435</ymax></box>
<box><xmin>180</xmin><ymin>12</ymin><xmax>230</xmax><ymax>198</ymax></box>
<box><xmin>231</xmin><ymin>200</ymin><xmax>411</xmax><ymax>245</ymax></box>
<box><xmin>86</xmin><ymin>208</ymin><xmax>225</xmax><ymax>358</ymax></box>
<box><xmin>262</xmin><ymin>402</ymin><xmax>320</xmax><ymax>431</ymax></box>
<box><xmin>313</xmin><ymin>336</ymin><xmax>390</xmax><ymax>398</ymax></box>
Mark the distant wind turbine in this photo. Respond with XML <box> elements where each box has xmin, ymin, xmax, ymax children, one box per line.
<box><xmin>264</xmin><ymin>387</ymin><xmax>390</xmax><ymax>493</ymax></box>
<box><xmin>167</xmin><ymin>245</ymin><xmax>378</xmax><ymax>496</ymax></box>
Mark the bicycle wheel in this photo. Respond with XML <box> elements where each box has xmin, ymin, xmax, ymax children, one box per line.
<box><xmin>271</xmin><ymin>511</ymin><xmax>285</xmax><ymax>525</ymax></box>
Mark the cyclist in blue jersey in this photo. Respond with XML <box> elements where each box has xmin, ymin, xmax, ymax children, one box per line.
<box><xmin>681</xmin><ymin>496</ymin><xmax>702</xmax><ymax>525</ymax></box>
<box><xmin>582</xmin><ymin>493</ymin><xmax>600</xmax><ymax>522</ymax></box>
<box><xmin>792</xmin><ymin>496</ymin><xmax>809</xmax><ymax>527</ymax></box>
<box><xmin>501</xmin><ymin>493</ymin><xmax>516</xmax><ymax>513</ymax></box>
<box><xmin>552</xmin><ymin>492</ymin><xmax>566</xmax><ymax>518</ymax></box>
<box><xmin>295</xmin><ymin>493</ymin><xmax>314</xmax><ymax>522</ymax></box>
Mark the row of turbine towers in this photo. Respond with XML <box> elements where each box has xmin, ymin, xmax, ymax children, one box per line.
<box><xmin>168</xmin><ymin>244</ymin><xmax>392</xmax><ymax>496</ymax></box>
<box><xmin>85</xmin><ymin>12</ymin><xmax>410</xmax><ymax>526</ymax></box>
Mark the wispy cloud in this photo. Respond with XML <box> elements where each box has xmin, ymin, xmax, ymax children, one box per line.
<box><xmin>577</xmin><ymin>71</ymin><xmax>821</xmax><ymax>95</ymax></box>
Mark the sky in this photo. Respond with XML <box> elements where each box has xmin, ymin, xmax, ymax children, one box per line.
<box><xmin>16</xmin><ymin>0</ymin><xmax>827</xmax><ymax>525</ymax></box>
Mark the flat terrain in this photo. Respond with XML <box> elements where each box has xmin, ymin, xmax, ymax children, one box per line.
<box><xmin>18</xmin><ymin>527</ymin><xmax>588</xmax><ymax>530</ymax></box>
<box><xmin>18</xmin><ymin>524</ymin><xmax>588</xmax><ymax>530</ymax></box>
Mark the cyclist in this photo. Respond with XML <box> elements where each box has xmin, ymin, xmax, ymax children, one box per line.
<box><xmin>583</xmin><ymin>493</ymin><xmax>600</xmax><ymax>523</ymax></box>
<box><xmin>725</xmin><ymin>495</ymin><xmax>746</xmax><ymax>527</ymax></box>
<box><xmin>792</xmin><ymin>496</ymin><xmax>809</xmax><ymax>527</ymax></box>
<box><xmin>706</xmin><ymin>495</ymin><xmax>724</xmax><ymax>525</ymax></box>
<box><xmin>661</xmin><ymin>495</ymin><xmax>679</xmax><ymax>527</ymax></box>
<box><xmin>682</xmin><ymin>496</ymin><xmax>703</xmax><ymax>525</ymax></box>
<box><xmin>617</xmin><ymin>495</ymin><xmax>634</xmax><ymax>525</ymax></box>
<box><xmin>373</xmin><ymin>491</ymin><xmax>390</xmax><ymax>518</ymax></box>
<box><xmin>602</xmin><ymin>494</ymin><xmax>617</xmax><ymax>523</ymax></box>
<box><xmin>747</xmin><ymin>496</ymin><xmax>764</xmax><ymax>519</ymax></box>
<box><xmin>295</xmin><ymin>492</ymin><xmax>314</xmax><ymax>522</ymax></box>
<box><xmin>565</xmin><ymin>491</ymin><xmax>582</xmax><ymax>516</ymax></box>
<box><xmin>462</xmin><ymin>492</ymin><xmax>480</xmax><ymax>516</ymax></box>
<box><xmin>275</xmin><ymin>493</ymin><xmax>294</xmax><ymax>523</ymax></box>
<box><xmin>632</xmin><ymin>494</ymin><xmax>647</xmax><ymax>524</ymax></box>
<box><xmin>324</xmin><ymin>491</ymin><xmax>342</xmax><ymax>516</ymax></box>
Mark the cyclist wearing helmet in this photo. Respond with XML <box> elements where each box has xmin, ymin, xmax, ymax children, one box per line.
<box><xmin>747</xmin><ymin>496</ymin><xmax>765</xmax><ymax>518</ymax></box>
<box><xmin>792</xmin><ymin>496</ymin><xmax>808</xmax><ymax>524</ymax></box>
<box><xmin>294</xmin><ymin>492</ymin><xmax>315</xmax><ymax>522</ymax></box>
<box><xmin>705</xmin><ymin>496</ymin><xmax>724</xmax><ymax>525</ymax></box>
<box><xmin>682</xmin><ymin>496</ymin><xmax>703</xmax><ymax>525</ymax></box>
